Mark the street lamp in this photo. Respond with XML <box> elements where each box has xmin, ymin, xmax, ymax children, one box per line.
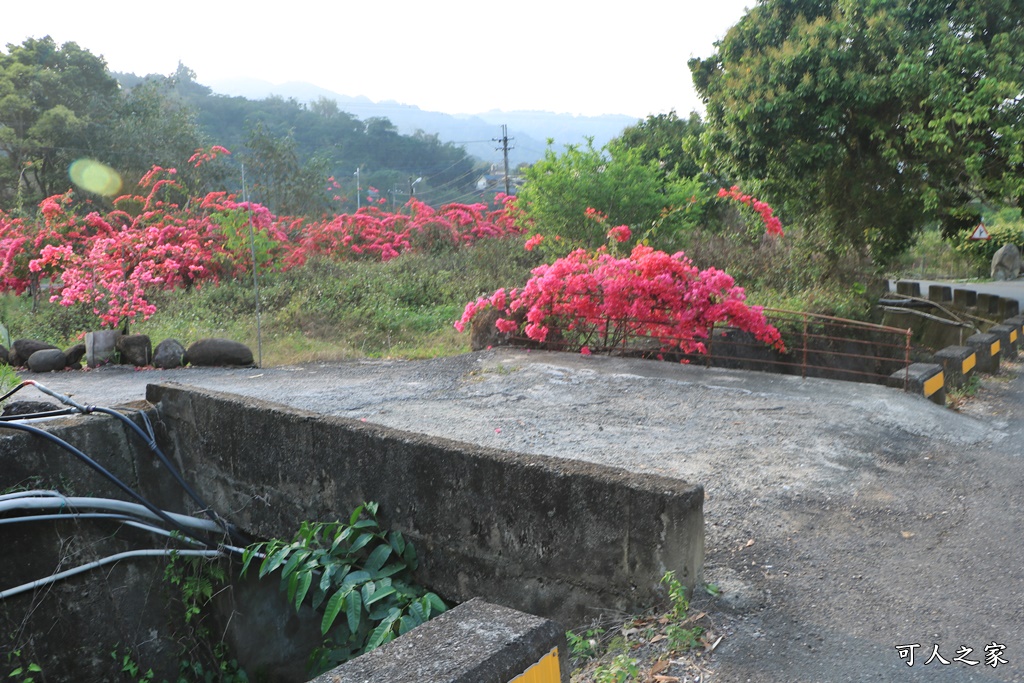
<box><xmin>409</xmin><ymin>176</ymin><xmax>423</xmax><ymax>196</ymax></box>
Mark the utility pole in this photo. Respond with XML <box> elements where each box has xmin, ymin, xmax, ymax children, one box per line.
<box><xmin>493</xmin><ymin>125</ymin><xmax>514</xmax><ymax>195</ymax></box>
<box><xmin>354</xmin><ymin>167</ymin><xmax>361</xmax><ymax>210</ymax></box>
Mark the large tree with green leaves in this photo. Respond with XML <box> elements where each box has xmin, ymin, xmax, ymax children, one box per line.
<box><xmin>0</xmin><ymin>37</ymin><xmax>120</xmax><ymax>209</ymax></box>
<box><xmin>690</xmin><ymin>0</ymin><xmax>1024</xmax><ymax>263</ymax></box>
<box><xmin>516</xmin><ymin>138</ymin><xmax>707</xmax><ymax>252</ymax></box>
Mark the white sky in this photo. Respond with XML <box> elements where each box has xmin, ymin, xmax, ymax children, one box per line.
<box><xmin>1</xmin><ymin>1</ymin><xmax>753</xmax><ymax>119</ymax></box>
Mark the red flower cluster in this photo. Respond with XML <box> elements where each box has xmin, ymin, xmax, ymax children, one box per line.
<box><xmin>717</xmin><ymin>186</ymin><xmax>784</xmax><ymax>237</ymax></box>
<box><xmin>456</xmin><ymin>244</ymin><xmax>785</xmax><ymax>356</ymax></box>
<box><xmin>0</xmin><ymin>170</ymin><xmax>524</xmax><ymax>329</ymax></box>
<box><xmin>286</xmin><ymin>195</ymin><xmax>522</xmax><ymax>266</ymax></box>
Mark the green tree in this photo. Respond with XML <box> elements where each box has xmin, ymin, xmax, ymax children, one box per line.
<box><xmin>516</xmin><ymin>138</ymin><xmax>706</xmax><ymax>252</ymax></box>
<box><xmin>617</xmin><ymin>110</ymin><xmax>706</xmax><ymax>180</ymax></box>
<box><xmin>243</xmin><ymin>121</ymin><xmax>330</xmax><ymax>215</ymax></box>
<box><xmin>0</xmin><ymin>37</ymin><xmax>120</xmax><ymax>209</ymax></box>
<box><xmin>690</xmin><ymin>0</ymin><xmax>1024</xmax><ymax>264</ymax></box>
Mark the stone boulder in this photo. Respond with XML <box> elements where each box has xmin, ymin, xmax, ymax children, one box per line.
<box><xmin>116</xmin><ymin>334</ymin><xmax>153</xmax><ymax>367</ymax></box>
<box><xmin>470</xmin><ymin>307</ymin><xmax>524</xmax><ymax>351</ymax></box>
<box><xmin>64</xmin><ymin>343</ymin><xmax>86</xmax><ymax>369</ymax></box>
<box><xmin>991</xmin><ymin>243</ymin><xmax>1022</xmax><ymax>281</ymax></box>
<box><xmin>153</xmin><ymin>339</ymin><xmax>187</xmax><ymax>369</ymax></box>
<box><xmin>9</xmin><ymin>339</ymin><xmax>59</xmax><ymax>368</ymax></box>
<box><xmin>27</xmin><ymin>348</ymin><xmax>68</xmax><ymax>373</ymax></box>
<box><xmin>2</xmin><ymin>400</ymin><xmax>60</xmax><ymax>417</ymax></box>
<box><xmin>184</xmin><ymin>338</ymin><xmax>254</xmax><ymax>367</ymax></box>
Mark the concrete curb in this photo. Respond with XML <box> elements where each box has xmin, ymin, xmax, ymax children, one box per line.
<box><xmin>312</xmin><ymin>598</ymin><xmax>568</xmax><ymax>683</ymax></box>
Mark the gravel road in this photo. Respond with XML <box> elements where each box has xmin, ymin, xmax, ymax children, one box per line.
<box><xmin>21</xmin><ymin>349</ymin><xmax>1024</xmax><ymax>682</ymax></box>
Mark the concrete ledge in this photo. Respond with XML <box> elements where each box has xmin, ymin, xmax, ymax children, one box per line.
<box><xmin>988</xmin><ymin>324</ymin><xmax>1019</xmax><ymax>360</ymax></box>
<box><xmin>889</xmin><ymin>363</ymin><xmax>945</xmax><ymax>405</ymax></box>
<box><xmin>933</xmin><ymin>346</ymin><xmax>976</xmax><ymax>390</ymax></box>
<box><xmin>953</xmin><ymin>288</ymin><xmax>977</xmax><ymax>308</ymax></box>
<box><xmin>313</xmin><ymin>598</ymin><xmax>568</xmax><ymax>683</ymax></box>
<box><xmin>966</xmin><ymin>333</ymin><xmax>1001</xmax><ymax>374</ymax></box>
<box><xmin>148</xmin><ymin>384</ymin><xmax>705</xmax><ymax>626</ymax></box>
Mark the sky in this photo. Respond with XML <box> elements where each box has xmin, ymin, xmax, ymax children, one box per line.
<box><xmin>1</xmin><ymin>1</ymin><xmax>754</xmax><ymax>119</ymax></box>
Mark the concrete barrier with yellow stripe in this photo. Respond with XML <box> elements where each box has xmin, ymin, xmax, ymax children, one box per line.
<box><xmin>317</xmin><ymin>598</ymin><xmax>568</xmax><ymax>683</ymax></box>
<box><xmin>890</xmin><ymin>363</ymin><xmax>946</xmax><ymax>405</ymax></box>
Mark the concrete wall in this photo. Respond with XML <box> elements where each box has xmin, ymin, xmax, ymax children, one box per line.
<box><xmin>1</xmin><ymin>384</ymin><xmax>705</xmax><ymax>680</ymax></box>
<box><xmin>148</xmin><ymin>383</ymin><xmax>705</xmax><ymax>628</ymax></box>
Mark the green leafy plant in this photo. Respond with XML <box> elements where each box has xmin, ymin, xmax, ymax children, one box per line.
<box><xmin>566</xmin><ymin>626</ymin><xmax>606</xmax><ymax>663</ymax></box>
<box><xmin>242</xmin><ymin>502</ymin><xmax>447</xmax><ymax>675</ymax></box>
<box><xmin>592</xmin><ymin>654</ymin><xmax>640</xmax><ymax>683</ymax></box>
<box><xmin>5</xmin><ymin>649</ymin><xmax>42</xmax><ymax>683</ymax></box>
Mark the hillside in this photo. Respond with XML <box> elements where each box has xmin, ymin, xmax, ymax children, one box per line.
<box><xmin>205</xmin><ymin>77</ymin><xmax>640</xmax><ymax>167</ymax></box>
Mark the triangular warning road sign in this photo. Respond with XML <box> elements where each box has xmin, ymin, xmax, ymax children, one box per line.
<box><xmin>969</xmin><ymin>223</ymin><xmax>991</xmax><ymax>241</ymax></box>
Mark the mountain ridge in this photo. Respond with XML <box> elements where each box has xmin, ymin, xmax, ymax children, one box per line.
<box><xmin>207</xmin><ymin>77</ymin><xmax>641</xmax><ymax>166</ymax></box>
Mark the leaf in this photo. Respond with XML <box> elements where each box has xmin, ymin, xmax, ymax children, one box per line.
<box><xmin>366</xmin><ymin>610</ymin><xmax>400</xmax><ymax>651</ymax></box>
<box><xmin>364</xmin><ymin>585</ymin><xmax>397</xmax><ymax>606</ymax></box>
<box><xmin>349</xmin><ymin>532</ymin><xmax>374</xmax><ymax>554</ymax></box>
<box><xmin>346</xmin><ymin>589</ymin><xmax>363</xmax><ymax>634</ymax></box>
<box><xmin>293</xmin><ymin>569</ymin><xmax>313</xmax><ymax>611</ymax></box>
<box><xmin>364</xmin><ymin>544</ymin><xmax>392</xmax><ymax>575</ymax></box>
<box><xmin>342</xmin><ymin>570</ymin><xmax>371</xmax><ymax>588</ymax></box>
<box><xmin>259</xmin><ymin>546</ymin><xmax>290</xmax><ymax>578</ymax></box>
<box><xmin>425</xmin><ymin>592</ymin><xmax>447</xmax><ymax>615</ymax></box>
<box><xmin>321</xmin><ymin>588</ymin><xmax>347</xmax><ymax>635</ymax></box>
<box><xmin>280</xmin><ymin>548</ymin><xmax>311</xmax><ymax>581</ymax></box>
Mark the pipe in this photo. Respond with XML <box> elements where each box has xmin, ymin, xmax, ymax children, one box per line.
<box><xmin>0</xmin><ymin>549</ymin><xmax>224</xmax><ymax>599</ymax></box>
<box><xmin>0</xmin><ymin>421</ymin><xmax>205</xmax><ymax>543</ymax></box>
<box><xmin>0</xmin><ymin>497</ymin><xmax>224</xmax><ymax>535</ymax></box>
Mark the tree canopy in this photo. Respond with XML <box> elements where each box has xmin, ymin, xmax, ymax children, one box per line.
<box><xmin>690</xmin><ymin>0</ymin><xmax>1024</xmax><ymax>262</ymax></box>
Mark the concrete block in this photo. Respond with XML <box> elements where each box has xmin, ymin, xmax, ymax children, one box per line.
<box><xmin>998</xmin><ymin>299</ymin><xmax>1020</xmax><ymax>319</ymax></box>
<box><xmin>1004</xmin><ymin>316</ymin><xmax>1024</xmax><ymax>338</ymax></box>
<box><xmin>933</xmin><ymin>346</ymin><xmax>977</xmax><ymax>390</ymax></box>
<box><xmin>314</xmin><ymin>598</ymin><xmax>568</xmax><ymax>683</ymax></box>
<box><xmin>975</xmin><ymin>293</ymin><xmax>999</xmax><ymax>317</ymax></box>
<box><xmin>927</xmin><ymin>285</ymin><xmax>952</xmax><ymax>303</ymax></box>
<box><xmin>889</xmin><ymin>363</ymin><xmax>945</xmax><ymax>405</ymax></box>
<box><xmin>965</xmin><ymin>333</ymin><xmax>1001</xmax><ymax>374</ymax></box>
<box><xmin>953</xmin><ymin>288</ymin><xmax>977</xmax><ymax>308</ymax></box>
<box><xmin>988</xmin><ymin>324</ymin><xmax>1018</xmax><ymax>359</ymax></box>
<box><xmin>896</xmin><ymin>281</ymin><xmax>921</xmax><ymax>297</ymax></box>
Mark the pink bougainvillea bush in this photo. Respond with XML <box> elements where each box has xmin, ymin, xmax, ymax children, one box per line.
<box><xmin>455</xmin><ymin>243</ymin><xmax>785</xmax><ymax>357</ymax></box>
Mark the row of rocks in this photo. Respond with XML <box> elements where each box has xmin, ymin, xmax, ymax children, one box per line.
<box><xmin>3</xmin><ymin>336</ymin><xmax>255</xmax><ymax>373</ymax></box>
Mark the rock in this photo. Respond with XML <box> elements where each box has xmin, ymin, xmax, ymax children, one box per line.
<box><xmin>0</xmin><ymin>345</ymin><xmax>8</xmax><ymax>365</ymax></box>
<box><xmin>64</xmin><ymin>343</ymin><xmax>86</xmax><ymax>368</ymax></box>
<box><xmin>85</xmin><ymin>330</ymin><xmax>122</xmax><ymax>368</ymax></box>
<box><xmin>184</xmin><ymin>338</ymin><xmax>254</xmax><ymax>367</ymax></box>
<box><xmin>116</xmin><ymin>334</ymin><xmax>153</xmax><ymax>367</ymax></box>
<box><xmin>2</xmin><ymin>400</ymin><xmax>60</xmax><ymax>417</ymax></box>
<box><xmin>991</xmin><ymin>243</ymin><xmax>1022</xmax><ymax>281</ymax></box>
<box><xmin>470</xmin><ymin>307</ymin><xmax>524</xmax><ymax>351</ymax></box>
<box><xmin>153</xmin><ymin>339</ymin><xmax>187</xmax><ymax>369</ymax></box>
<box><xmin>27</xmin><ymin>349</ymin><xmax>68</xmax><ymax>373</ymax></box>
<box><xmin>10</xmin><ymin>339</ymin><xmax>58</xmax><ymax>368</ymax></box>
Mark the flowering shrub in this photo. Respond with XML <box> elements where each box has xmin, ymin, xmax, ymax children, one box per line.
<box><xmin>286</xmin><ymin>195</ymin><xmax>522</xmax><ymax>266</ymax></box>
<box><xmin>0</xmin><ymin>163</ymin><xmax>525</xmax><ymax>330</ymax></box>
<box><xmin>456</xmin><ymin>244</ymin><xmax>785</xmax><ymax>357</ymax></box>
<box><xmin>718</xmin><ymin>186</ymin><xmax>784</xmax><ymax>237</ymax></box>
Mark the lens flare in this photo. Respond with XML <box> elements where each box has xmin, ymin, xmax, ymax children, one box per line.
<box><xmin>68</xmin><ymin>159</ymin><xmax>123</xmax><ymax>197</ymax></box>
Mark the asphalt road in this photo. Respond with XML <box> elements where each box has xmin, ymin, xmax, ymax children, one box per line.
<box><xmin>18</xmin><ymin>349</ymin><xmax>1024</xmax><ymax>682</ymax></box>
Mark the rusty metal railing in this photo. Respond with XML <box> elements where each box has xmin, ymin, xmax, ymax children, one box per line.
<box><xmin>506</xmin><ymin>307</ymin><xmax>916</xmax><ymax>390</ymax></box>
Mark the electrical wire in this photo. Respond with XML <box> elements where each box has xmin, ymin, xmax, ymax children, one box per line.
<box><xmin>0</xmin><ymin>549</ymin><xmax>224</xmax><ymax>600</ymax></box>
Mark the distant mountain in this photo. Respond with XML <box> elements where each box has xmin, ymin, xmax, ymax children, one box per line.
<box><xmin>206</xmin><ymin>78</ymin><xmax>641</xmax><ymax>167</ymax></box>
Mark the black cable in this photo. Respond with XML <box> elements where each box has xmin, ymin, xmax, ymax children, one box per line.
<box><xmin>85</xmin><ymin>406</ymin><xmax>244</xmax><ymax>544</ymax></box>
<box><xmin>0</xmin><ymin>421</ymin><xmax>214</xmax><ymax>548</ymax></box>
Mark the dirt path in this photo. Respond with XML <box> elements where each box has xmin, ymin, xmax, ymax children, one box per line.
<box><xmin>22</xmin><ymin>350</ymin><xmax>1024</xmax><ymax>682</ymax></box>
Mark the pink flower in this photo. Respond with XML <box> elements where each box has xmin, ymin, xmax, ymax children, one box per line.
<box><xmin>525</xmin><ymin>234</ymin><xmax>544</xmax><ymax>251</ymax></box>
<box><xmin>580</xmin><ymin>346</ymin><xmax>592</xmax><ymax>356</ymax></box>
<box><xmin>607</xmin><ymin>225</ymin><xmax>631</xmax><ymax>243</ymax></box>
